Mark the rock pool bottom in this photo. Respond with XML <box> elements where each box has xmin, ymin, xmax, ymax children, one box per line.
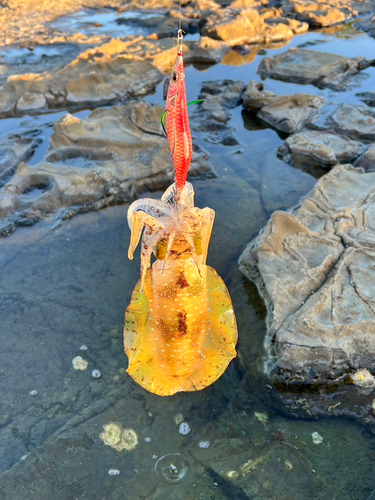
<box><xmin>0</xmin><ymin>192</ymin><xmax>375</xmax><ymax>499</ymax></box>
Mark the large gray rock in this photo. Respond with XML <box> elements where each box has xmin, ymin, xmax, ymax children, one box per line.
<box><xmin>278</xmin><ymin>130</ymin><xmax>367</xmax><ymax>169</ymax></box>
<box><xmin>243</xmin><ymin>81</ymin><xmax>325</xmax><ymax>133</ymax></box>
<box><xmin>0</xmin><ymin>49</ymin><xmax>163</xmax><ymax>118</ymax></box>
<box><xmin>257</xmin><ymin>48</ymin><xmax>372</xmax><ymax>90</ymax></box>
<box><xmin>354</xmin><ymin>143</ymin><xmax>375</xmax><ymax>171</ymax></box>
<box><xmin>328</xmin><ymin>104</ymin><xmax>375</xmax><ymax>141</ymax></box>
<box><xmin>192</xmin><ymin>79</ymin><xmax>246</xmax><ymax>145</ymax></box>
<box><xmin>0</xmin><ymin>101</ymin><xmax>213</xmax><ymax>235</ymax></box>
<box><xmin>239</xmin><ymin>164</ymin><xmax>375</xmax><ymax>384</ymax></box>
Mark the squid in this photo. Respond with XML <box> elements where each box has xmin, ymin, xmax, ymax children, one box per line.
<box><xmin>124</xmin><ymin>183</ymin><xmax>238</xmax><ymax>396</ymax></box>
<box><xmin>123</xmin><ymin>29</ymin><xmax>237</xmax><ymax>396</ymax></box>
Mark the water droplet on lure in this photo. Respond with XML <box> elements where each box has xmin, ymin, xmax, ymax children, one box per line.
<box><xmin>91</xmin><ymin>369</ymin><xmax>101</xmax><ymax>378</ymax></box>
<box><xmin>29</xmin><ymin>390</ymin><xmax>38</xmax><ymax>396</ymax></box>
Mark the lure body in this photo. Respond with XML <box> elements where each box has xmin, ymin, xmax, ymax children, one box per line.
<box><xmin>124</xmin><ymin>183</ymin><xmax>237</xmax><ymax>396</ymax></box>
<box><xmin>164</xmin><ymin>33</ymin><xmax>193</xmax><ymax>193</ymax></box>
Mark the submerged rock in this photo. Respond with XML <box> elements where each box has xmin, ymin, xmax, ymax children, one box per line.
<box><xmin>243</xmin><ymin>81</ymin><xmax>325</xmax><ymax>133</ymax></box>
<box><xmin>239</xmin><ymin>164</ymin><xmax>375</xmax><ymax>385</ymax></box>
<box><xmin>193</xmin><ymin>79</ymin><xmax>246</xmax><ymax>145</ymax></box>
<box><xmin>0</xmin><ymin>101</ymin><xmax>213</xmax><ymax>234</ymax></box>
<box><xmin>257</xmin><ymin>48</ymin><xmax>372</xmax><ymax>90</ymax></box>
<box><xmin>278</xmin><ymin>130</ymin><xmax>366</xmax><ymax>169</ymax></box>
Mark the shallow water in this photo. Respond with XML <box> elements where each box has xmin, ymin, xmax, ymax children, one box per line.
<box><xmin>1</xmin><ymin>12</ymin><xmax>375</xmax><ymax>500</ymax></box>
<box><xmin>50</xmin><ymin>9</ymin><xmax>159</xmax><ymax>37</ymax></box>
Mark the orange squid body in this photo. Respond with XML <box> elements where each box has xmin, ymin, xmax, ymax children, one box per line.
<box><xmin>165</xmin><ymin>48</ymin><xmax>193</xmax><ymax>192</ymax></box>
<box><xmin>125</xmin><ymin>261</ymin><xmax>237</xmax><ymax>396</ymax></box>
<box><xmin>124</xmin><ymin>183</ymin><xmax>238</xmax><ymax>396</ymax></box>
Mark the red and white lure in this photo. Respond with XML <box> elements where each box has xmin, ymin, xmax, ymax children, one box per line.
<box><xmin>124</xmin><ymin>29</ymin><xmax>237</xmax><ymax>396</ymax></box>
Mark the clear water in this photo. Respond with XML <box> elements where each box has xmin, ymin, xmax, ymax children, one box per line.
<box><xmin>1</xmin><ymin>14</ymin><xmax>375</xmax><ymax>500</ymax></box>
<box><xmin>50</xmin><ymin>9</ymin><xmax>161</xmax><ymax>38</ymax></box>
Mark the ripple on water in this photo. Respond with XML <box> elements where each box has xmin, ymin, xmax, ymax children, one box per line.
<box><xmin>154</xmin><ymin>453</ymin><xmax>190</xmax><ymax>486</ymax></box>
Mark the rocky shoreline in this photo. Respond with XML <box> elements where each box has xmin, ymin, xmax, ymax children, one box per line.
<box><xmin>2</xmin><ymin>1</ymin><xmax>375</xmax><ymax>498</ymax></box>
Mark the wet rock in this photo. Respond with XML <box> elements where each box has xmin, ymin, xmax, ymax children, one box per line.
<box><xmin>355</xmin><ymin>15</ymin><xmax>375</xmax><ymax>38</ymax></box>
<box><xmin>239</xmin><ymin>164</ymin><xmax>375</xmax><ymax>384</ymax></box>
<box><xmin>192</xmin><ymin>80</ymin><xmax>246</xmax><ymax>145</ymax></box>
<box><xmin>328</xmin><ymin>104</ymin><xmax>375</xmax><ymax>141</ymax></box>
<box><xmin>263</xmin><ymin>16</ymin><xmax>309</xmax><ymax>34</ymax></box>
<box><xmin>77</xmin><ymin>36</ymin><xmax>232</xmax><ymax>74</ymax></box>
<box><xmin>281</xmin><ymin>0</ymin><xmax>354</xmax><ymax>27</ymax></box>
<box><xmin>356</xmin><ymin>91</ymin><xmax>375</xmax><ymax>107</ymax></box>
<box><xmin>0</xmin><ymin>136</ymin><xmax>41</xmax><ymax>186</ymax></box>
<box><xmin>278</xmin><ymin>130</ymin><xmax>367</xmax><ymax>169</ymax></box>
<box><xmin>0</xmin><ymin>50</ymin><xmax>163</xmax><ymax>118</ymax></box>
<box><xmin>0</xmin><ymin>101</ymin><xmax>213</xmax><ymax>232</ymax></box>
<box><xmin>257</xmin><ymin>48</ymin><xmax>372</xmax><ymax>90</ymax></box>
<box><xmin>354</xmin><ymin>143</ymin><xmax>375</xmax><ymax>171</ymax></box>
<box><xmin>201</xmin><ymin>8</ymin><xmax>296</xmax><ymax>46</ymax></box>
<box><xmin>191</xmin><ymin>437</ymin><xmax>320</xmax><ymax>498</ymax></box>
<box><xmin>243</xmin><ymin>81</ymin><xmax>326</xmax><ymax>133</ymax></box>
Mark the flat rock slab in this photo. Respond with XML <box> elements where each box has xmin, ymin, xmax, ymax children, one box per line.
<box><xmin>239</xmin><ymin>164</ymin><xmax>375</xmax><ymax>384</ymax></box>
<box><xmin>201</xmin><ymin>8</ymin><xmax>305</xmax><ymax>46</ymax></box>
<box><xmin>278</xmin><ymin>129</ymin><xmax>367</xmax><ymax>169</ymax></box>
<box><xmin>81</xmin><ymin>36</ymin><xmax>232</xmax><ymax>74</ymax></box>
<box><xmin>328</xmin><ymin>104</ymin><xmax>375</xmax><ymax>141</ymax></box>
<box><xmin>243</xmin><ymin>80</ymin><xmax>325</xmax><ymax>133</ymax></box>
<box><xmin>0</xmin><ymin>101</ymin><xmax>213</xmax><ymax>235</ymax></box>
<box><xmin>0</xmin><ymin>51</ymin><xmax>163</xmax><ymax>118</ymax></box>
<box><xmin>281</xmin><ymin>0</ymin><xmax>356</xmax><ymax>27</ymax></box>
<box><xmin>257</xmin><ymin>48</ymin><xmax>372</xmax><ymax>90</ymax></box>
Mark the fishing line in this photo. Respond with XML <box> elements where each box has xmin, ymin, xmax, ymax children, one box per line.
<box><xmin>179</xmin><ymin>0</ymin><xmax>182</xmax><ymax>33</ymax></box>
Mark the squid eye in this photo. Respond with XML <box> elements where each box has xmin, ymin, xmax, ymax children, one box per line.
<box><xmin>172</xmin><ymin>72</ymin><xmax>178</xmax><ymax>82</ymax></box>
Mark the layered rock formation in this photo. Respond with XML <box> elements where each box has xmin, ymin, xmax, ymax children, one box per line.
<box><xmin>239</xmin><ymin>164</ymin><xmax>375</xmax><ymax>384</ymax></box>
<box><xmin>0</xmin><ymin>101</ymin><xmax>213</xmax><ymax>235</ymax></box>
<box><xmin>257</xmin><ymin>48</ymin><xmax>373</xmax><ymax>90</ymax></box>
